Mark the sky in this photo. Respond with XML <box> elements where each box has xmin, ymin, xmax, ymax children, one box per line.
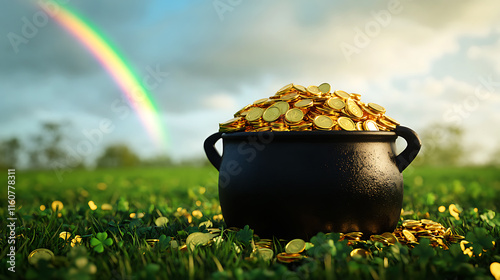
<box><xmin>1</xmin><ymin>0</ymin><xmax>500</xmax><ymax>167</ymax></box>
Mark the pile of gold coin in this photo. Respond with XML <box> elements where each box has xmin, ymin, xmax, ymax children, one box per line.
<box><xmin>393</xmin><ymin>219</ymin><xmax>464</xmax><ymax>248</ymax></box>
<box><xmin>219</xmin><ymin>83</ymin><xmax>400</xmax><ymax>132</ymax></box>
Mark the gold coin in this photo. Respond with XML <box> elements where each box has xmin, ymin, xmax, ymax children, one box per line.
<box><xmin>346</xmin><ymin>100</ymin><xmax>363</xmax><ymax>118</ymax></box>
<box><xmin>318</xmin><ymin>83</ymin><xmax>331</xmax><ymax>94</ymax></box>
<box><xmin>186</xmin><ymin>232</ymin><xmax>213</xmax><ymax>251</ymax></box>
<box><xmin>254</xmin><ymin>248</ymin><xmax>274</xmax><ymax>261</ymax></box>
<box><xmin>245</xmin><ymin>107</ymin><xmax>264</xmax><ymax>122</ymax></box>
<box><xmin>276</xmin><ymin>83</ymin><xmax>293</xmax><ymax>94</ymax></box>
<box><xmin>491</xmin><ymin>262</ymin><xmax>500</xmax><ymax>280</ymax></box>
<box><xmin>306</xmin><ymin>85</ymin><xmax>321</xmax><ymax>95</ymax></box>
<box><xmin>253</xmin><ymin>98</ymin><xmax>269</xmax><ymax>105</ymax></box>
<box><xmin>155</xmin><ymin>217</ymin><xmax>169</xmax><ymax>226</ymax></box>
<box><xmin>363</xmin><ymin>120</ymin><xmax>379</xmax><ymax>131</ymax></box>
<box><xmin>368</xmin><ymin>102</ymin><xmax>386</xmax><ymax>113</ymax></box>
<box><xmin>383</xmin><ymin>115</ymin><xmax>400</xmax><ymax>126</ymax></box>
<box><xmin>28</xmin><ymin>248</ymin><xmax>55</xmax><ymax>266</ymax></box>
<box><xmin>146</xmin><ymin>239</ymin><xmax>160</xmax><ymax>247</ymax></box>
<box><xmin>380</xmin><ymin>232</ymin><xmax>398</xmax><ymax>245</ymax></box>
<box><xmin>337</xmin><ymin>117</ymin><xmax>356</xmax><ymax>131</ymax></box>
<box><xmin>59</xmin><ymin>231</ymin><xmax>71</xmax><ymax>240</ymax></box>
<box><xmin>313</xmin><ymin>116</ymin><xmax>334</xmax><ymax>129</ymax></box>
<box><xmin>271</xmin><ymin>101</ymin><xmax>290</xmax><ymax>115</ymax></box>
<box><xmin>280</xmin><ymin>92</ymin><xmax>299</xmax><ymax>101</ymax></box>
<box><xmin>334</xmin><ymin>90</ymin><xmax>350</xmax><ymax>99</ymax></box>
<box><xmin>276</xmin><ymin>252</ymin><xmax>303</xmax><ymax>263</ymax></box>
<box><xmin>402</xmin><ymin>229</ymin><xmax>417</xmax><ymax>242</ymax></box>
<box><xmin>285</xmin><ymin>108</ymin><xmax>304</xmax><ymax>123</ymax></box>
<box><xmin>285</xmin><ymin>239</ymin><xmax>306</xmax><ymax>254</ymax></box>
<box><xmin>262</xmin><ymin>107</ymin><xmax>281</xmax><ymax>122</ymax></box>
<box><xmin>326</xmin><ymin>98</ymin><xmax>345</xmax><ymax>110</ymax></box>
<box><xmin>293</xmin><ymin>84</ymin><xmax>307</xmax><ymax>92</ymax></box>
<box><xmin>356</xmin><ymin>121</ymin><xmax>363</xmax><ymax>131</ymax></box>
<box><xmin>219</xmin><ymin>117</ymin><xmax>242</xmax><ymax>127</ymax></box>
<box><xmin>350</xmin><ymin>248</ymin><xmax>369</xmax><ymax>258</ymax></box>
<box><xmin>295</xmin><ymin>99</ymin><xmax>313</xmax><ymax>108</ymax></box>
<box><xmin>351</xmin><ymin>93</ymin><xmax>362</xmax><ymax>100</ymax></box>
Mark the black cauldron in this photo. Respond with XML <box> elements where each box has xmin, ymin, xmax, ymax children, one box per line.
<box><xmin>204</xmin><ymin>126</ymin><xmax>421</xmax><ymax>239</ymax></box>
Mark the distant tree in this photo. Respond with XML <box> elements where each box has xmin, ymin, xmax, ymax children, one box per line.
<box><xmin>140</xmin><ymin>154</ymin><xmax>173</xmax><ymax>167</ymax></box>
<box><xmin>488</xmin><ymin>147</ymin><xmax>500</xmax><ymax>167</ymax></box>
<box><xmin>413</xmin><ymin>124</ymin><xmax>465</xmax><ymax>166</ymax></box>
<box><xmin>28</xmin><ymin>122</ymin><xmax>70</xmax><ymax>169</ymax></box>
<box><xmin>96</xmin><ymin>144</ymin><xmax>140</xmax><ymax>168</ymax></box>
<box><xmin>0</xmin><ymin>137</ymin><xmax>21</xmax><ymax>168</ymax></box>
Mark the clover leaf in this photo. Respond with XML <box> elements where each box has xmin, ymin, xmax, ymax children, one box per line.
<box><xmin>90</xmin><ymin>232</ymin><xmax>113</xmax><ymax>253</ymax></box>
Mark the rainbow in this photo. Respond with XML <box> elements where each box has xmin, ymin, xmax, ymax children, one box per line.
<box><xmin>37</xmin><ymin>0</ymin><xmax>168</xmax><ymax>150</ymax></box>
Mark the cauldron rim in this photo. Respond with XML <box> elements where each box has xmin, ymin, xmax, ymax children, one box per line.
<box><xmin>221</xmin><ymin>130</ymin><xmax>397</xmax><ymax>141</ymax></box>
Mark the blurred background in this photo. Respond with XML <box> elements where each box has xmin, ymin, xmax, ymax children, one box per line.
<box><xmin>1</xmin><ymin>0</ymin><xmax>500</xmax><ymax>171</ymax></box>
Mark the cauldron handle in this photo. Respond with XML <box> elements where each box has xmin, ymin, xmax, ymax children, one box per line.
<box><xmin>395</xmin><ymin>126</ymin><xmax>422</xmax><ymax>172</ymax></box>
<box><xmin>204</xmin><ymin>132</ymin><xmax>223</xmax><ymax>171</ymax></box>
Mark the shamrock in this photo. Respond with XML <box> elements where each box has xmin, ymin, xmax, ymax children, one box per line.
<box><xmin>90</xmin><ymin>232</ymin><xmax>113</xmax><ymax>253</ymax></box>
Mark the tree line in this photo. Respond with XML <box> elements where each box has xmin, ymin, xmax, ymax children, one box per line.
<box><xmin>1</xmin><ymin>121</ymin><xmax>499</xmax><ymax>169</ymax></box>
<box><xmin>0</xmin><ymin>122</ymin><xmax>207</xmax><ymax>170</ymax></box>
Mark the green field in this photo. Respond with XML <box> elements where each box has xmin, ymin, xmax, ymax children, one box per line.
<box><xmin>1</xmin><ymin>166</ymin><xmax>500</xmax><ymax>279</ymax></box>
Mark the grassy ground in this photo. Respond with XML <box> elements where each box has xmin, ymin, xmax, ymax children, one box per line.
<box><xmin>1</xmin><ymin>166</ymin><xmax>499</xmax><ymax>279</ymax></box>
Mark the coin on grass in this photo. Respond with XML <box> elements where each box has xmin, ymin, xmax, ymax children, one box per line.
<box><xmin>28</xmin><ymin>249</ymin><xmax>55</xmax><ymax>266</ymax></box>
<box><xmin>254</xmin><ymin>248</ymin><xmax>274</xmax><ymax>261</ymax></box>
<box><xmin>313</xmin><ymin>116</ymin><xmax>334</xmax><ymax>129</ymax></box>
<box><xmin>380</xmin><ymin>232</ymin><xmax>398</xmax><ymax>245</ymax></box>
<box><xmin>146</xmin><ymin>239</ymin><xmax>160</xmax><ymax>247</ymax></box>
<box><xmin>186</xmin><ymin>232</ymin><xmax>213</xmax><ymax>251</ymax></box>
<box><xmin>277</xmin><ymin>252</ymin><xmax>303</xmax><ymax>263</ymax></box>
<box><xmin>337</xmin><ymin>117</ymin><xmax>356</xmax><ymax>131</ymax></box>
<box><xmin>59</xmin><ymin>231</ymin><xmax>71</xmax><ymax>240</ymax></box>
<box><xmin>155</xmin><ymin>217</ymin><xmax>169</xmax><ymax>227</ymax></box>
<box><xmin>318</xmin><ymin>83</ymin><xmax>331</xmax><ymax>94</ymax></box>
<box><xmin>350</xmin><ymin>248</ymin><xmax>369</xmax><ymax>258</ymax></box>
<box><xmin>262</xmin><ymin>107</ymin><xmax>281</xmax><ymax>122</ymax></box>
<box><xmin>402</xmin><ymin>229</ymin><xmax>417</xmax><ymax>242</ymax></box>
<box><xmin>285</xmin><ymin>239</ymin><xmax>306</xmax><ymax>254</ymax></box>
<box><xmin>285</xmin><ymin>108</ymin><xmax>304</xmax><ymax>123</ymax></box>
<box><xmin>490</xmin><ymin>262</ymin><xmax>500</xmax><ymax>280</ymax></box>
<box><xmin>245</xmin><ymin>107</ymin><xmax>264</xmax><ymax>122</ymax></box>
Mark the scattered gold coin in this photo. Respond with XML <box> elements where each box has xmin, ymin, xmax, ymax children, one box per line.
<box><xmin>285</xmin><ymin>239</ymin><xmax>306</xmax><ymax>254</ymax></box>
<box><xmin>252</xmin><ymin>248</ymin><xmax>274</xmax><ymax>261</ymax></box>
<box><xmin>28</xmin><ymin>249</ymin><xmax>55</xmax><ymax>266</ymax></box>
<box><xmin>186</xmin><ymin>232</ymin><xmax>214</xmax><ymax>251</ymax></box>
<box><xmin>490</xmin><ymin>262</ymin><xmax>500</xmax><ymax>280</ymax></box>
<box><xmin>350</xmin><ymin>248</ymin><xmax>370</xmax><ymax>258</ymax></box>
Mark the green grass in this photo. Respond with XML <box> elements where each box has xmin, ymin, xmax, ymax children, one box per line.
<box><xmin>1</xmin><ymin>166</ymin><xmax>500</xmax><ymax>279</ymax></box>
